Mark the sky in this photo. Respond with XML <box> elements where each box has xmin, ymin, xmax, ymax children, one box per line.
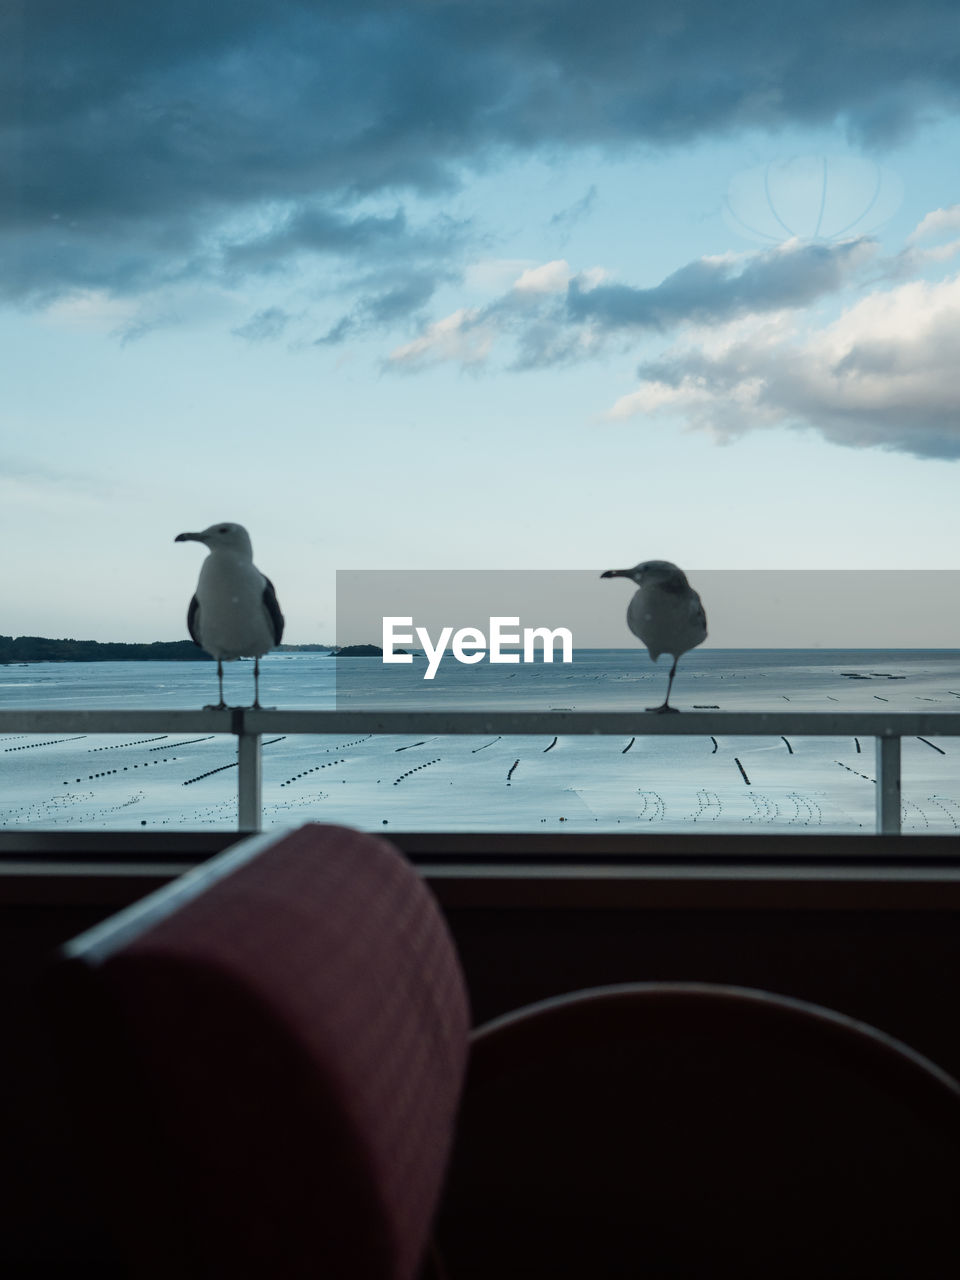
<box><xmin>4</xmin><ymin>0</ymin><xmax>960</xmax><ymax>645</ymax></box>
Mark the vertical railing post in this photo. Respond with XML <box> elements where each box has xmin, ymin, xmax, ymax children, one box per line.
<box><xmin>235</xmin><ymin>710</ymin><xmax>262</xmax><ymax>832</ymax></box>
<box><xmin>875</xmin><ymin>735</ymin><xmax>901</xmax><ymax>835</ymax></box>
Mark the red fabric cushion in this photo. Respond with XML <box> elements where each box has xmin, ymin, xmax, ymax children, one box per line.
<box><xmin>55</xmin><ymin>823</ymin><xmax>470</xmax><ymax>1280</ymax></box>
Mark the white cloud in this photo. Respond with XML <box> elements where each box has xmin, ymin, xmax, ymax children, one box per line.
<box><xmin>386</xmin><ymin>307</ymin><xmax>496</xmax><ymax>369</ymax></box>
<box><xmin>907</xmin><ymin>204</ymin><xmax>960</xmax><ymax>244</ymax></box>
<box><xmin>608</xmin><ymin>382</ymin><xmax>693</xmax><ymax>418</ymax></box>
<box><xmin>463</xmin><ymin>259</ymin><xmax>537</xmax><ymax>294</ymax></box>
<box><xmin>512</xmin><ymin>259</ymin><xmax>573</xmax><ymax>294</ymax></box>
<box><xmin>612</xmin><ymin>273</ymin><xmax>960</xmax><ymax>458</ymax></box>
<box><xmin>896</xmin><ymin>238</ymin><xmax>960</xmax><ymax>274</ymax></box>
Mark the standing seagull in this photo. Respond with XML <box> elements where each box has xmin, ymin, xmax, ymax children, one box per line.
<box><xmin>175</xmin><ymin>522</ymin><xmax>284</xmax><ymax>709</ymax></box>
<box><xmin>601</xmin><ymin>560</ymin><xmax>707</xmax><ymax>713</ymax></box>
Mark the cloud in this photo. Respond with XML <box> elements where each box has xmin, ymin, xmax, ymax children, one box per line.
<box><xmin>386</xmin><ymin>239</ymin><xmax>874</xmax><ymax>373</ymax></box>
<box><xmin>888</xmin><ymin>238</ymin><xmax>960</xmax><ymax>278</ymax></box>
<box><xmin>7</xmin><ymin>2</ymin><xmax>960</xmax><ymax>304</ymax></box>
<box><xmin>232</xmin><ymin>306</ymin><xmax>293</xmax><ymax>342</ymax></box>
<box><xmin>548</xmin><ymin>186</ymin><xmax>598</xmax><ymax>243</ymax></box>
<box><xmin>0</xmin><ymin>199</ymin><xmax>465</xmax><ymax>309</ymax></box>
<box><xmin>111</xmin><ymin>310</ymin><xmax>182</xmax><ymax>345</ymax></box>
<box><xmin>387</xmin><ymin>308</ymin><xmax>497</xmax><ymax>370</ymax></box>
<box><xmin>907</xmin><ymin>204</ymin><xmax>960</xmax><ymax>244</ymax></box>
<box><xmin>221</xmin><ymin>207</ymin><xmax>443</xmax><ymax>274</ymax></box>
<box><xmin>567</xmin><ymin>238</ymin><xmax>876</xmax><ymax>330</ymax></box>
<box><xmin>463</xmin><ymin>259</ymin><xmax>539</xmax><ymax>293</ymax></box>
<box><xmin>514</xmin><ymin>260</ymin><xmax>575</xmax><ymax>295</ymax></box>
<box><xmin>385</xmin><ymin>259</ymin><xmax>594</xmax><ymax>370</ymax></box>
<box><xmin>41</xmin><ymin>290</ymin><xmax>138</xmax><ymax>331</ymax></box>
<box><xmin>0</xmin><ymin>453</ymin><xmax>104</xmax><ymax>502</ymax></box>
<box><xmin>315</xmin><ymin>268</ymin><xmax>451</xmax><ymax>345</ymax></box>
<box><xmin>611</xmin><ymin>274</ymin><xmax>960</xmax><ymax>459</ymax></box>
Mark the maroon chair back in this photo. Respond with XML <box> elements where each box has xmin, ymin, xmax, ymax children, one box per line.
<box><xmin>436</xmin><ymin>982</ymin><xmax>960</xmax><ymax>1279</ymax></box>
<box><xmin>47</xmin><ymin>823</ymin><xmax>470</xmax><ymax>1280</ymax></box>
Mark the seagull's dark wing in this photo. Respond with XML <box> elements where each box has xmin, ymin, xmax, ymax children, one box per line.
<box><xmin>186</xmin><ymin>594</ymin><xmax>202</xmax><ymax>646</ymax></box>
<box><xmin>263</xmin><ymin>577</ymin><xmax>284</xmax><ymax>645</ymax></box>
<box><xmin>690</xmin><ymin>592</ymin><xmax>708</xmax><ymax>636</ymax></box>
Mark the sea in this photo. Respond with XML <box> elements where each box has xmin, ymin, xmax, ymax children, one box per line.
<box><xmin>1</xmin><ymin>649</ymin><xmax>959</xmax><ymax>833</ymax></box>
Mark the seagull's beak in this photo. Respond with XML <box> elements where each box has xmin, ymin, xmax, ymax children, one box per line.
<box><xmin>601</xmin><ymin>569</ymin><xmax>628</xmax><ymax>579</ymax></box>
<box><xmin>175</xmin><ymin>532</ymin><xmax>204</xmax><ymax>543</ymax></box>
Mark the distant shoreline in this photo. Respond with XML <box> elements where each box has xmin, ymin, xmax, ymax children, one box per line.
<box><xmin>0</xmin><ymin>637</ymin><xmax>334</xmax><ymax>663</ymax></box>
<box><xmin>2</xmin><ymin>637</ymin><xmax>958</xmax><ymax>665</ymax></box>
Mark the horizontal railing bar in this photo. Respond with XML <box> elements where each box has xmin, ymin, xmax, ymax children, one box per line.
<box><xmin>241</xmin><ymin>710</ymin><xmax>960</xmax><ymax>737</ymax></box>
<box><xmin>2</xmin><ymin>708</ymin><xmax>960</xmax><ymax>736</ymax></box>
<box><xmin>0</xmin><ymin>709</ymin><xmax>236</xmax><ymax>734</ymax></box>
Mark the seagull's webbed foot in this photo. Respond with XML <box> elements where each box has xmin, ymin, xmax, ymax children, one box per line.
<box><xmin>203</xmin><ymin>701</ymin><xmax>229</xmax><ymax>711</ymax></box>
<box><xmin>646</xmin><ymin>703</ymin><xmax>680</xmax><ymax>714</ymax></box>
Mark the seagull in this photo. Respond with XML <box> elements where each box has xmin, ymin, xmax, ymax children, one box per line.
<box><xmin>175</xmin><ymin>522</ymin><xmax>284</xmax><ymax>709</ymax></box>
<box><xmin>601</xmin><ymin>560</ymin><xmax>707</xmax><ymax>713</ymax></box>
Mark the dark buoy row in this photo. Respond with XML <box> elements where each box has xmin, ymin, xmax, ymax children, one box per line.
<box><xmin>63</xmin><ymin>758</ymin><xmax>177</xmax><ymax>785</ymax></box>
<box><xmin>280</xmin><ymin>759</ymin><xmax>346</xmax><ymax>787</ymax></box>
<box><xmin>183</xmin><ymin>760</ymin><xmax>239</xmax><ymax>786</ymax></box>
<box><xmin>89</xmin><ymin>736</ymin><xmax>167</xmax><ymax>752</ymax></box>
<box><xmin>393</xmin><ymin>758</ymin><xmax>442</xmax><ymax>785</ymax></box>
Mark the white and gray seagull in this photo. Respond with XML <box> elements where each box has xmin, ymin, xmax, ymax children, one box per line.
<box><xmin>601</xmin><ymin>560</ymin><xmax>707</xmax><ymax>713</ymax></box>
<box><xmin>175</xmin><ymin>522</ymin><xmax>284</xmax><ymax>709</ymax></box>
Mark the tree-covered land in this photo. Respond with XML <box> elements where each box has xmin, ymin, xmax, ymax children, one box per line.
<box><xmin>0</xmin><ymin>636</ymin><xmax>213</xmax><ymax>662</ymax></box>
<box><xmin>0</xmin><ymin>637</ymin><xmax>337</xmax><ymax>662</ymax></box>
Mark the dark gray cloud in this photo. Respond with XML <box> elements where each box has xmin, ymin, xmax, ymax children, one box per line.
<box><xmin>5</xmin><ymin>2</ymin><xmax>960</xmax><ymax>303</ymax></box>
<box><xmin>315</xmin><ymin>268</ymin><xmax>451</xmax><ymax>345</ymax></box>
<box><xmin>224</xmin><ymin>208</ymin><xmax>411</xmax><ymax>274</ymax></box>
<box><xmin>567</xmin><ymin>238</ymin><xmax>875</xmax><ymax>330</ymax></box>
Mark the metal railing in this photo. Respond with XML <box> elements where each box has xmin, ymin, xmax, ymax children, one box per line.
<box><xmin>3</xmin><ymin>707</ymin><xmax>960</xmax><ymax>835</ymax></box>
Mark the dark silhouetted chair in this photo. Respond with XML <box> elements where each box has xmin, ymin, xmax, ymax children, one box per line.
<box><xmin>435</xmin><ymin>982</ymin><xmax>960</xmax><ymax>1279</ymax></box>
<box><xmin>47</xmin><ymin>825</ymin><xmax>960</xmax><ymax>1280</ymax></box>
<box><xmin>45</xmin><ymin>823</ymin><xmax>470</xmax><ymax>1280</ymax></box>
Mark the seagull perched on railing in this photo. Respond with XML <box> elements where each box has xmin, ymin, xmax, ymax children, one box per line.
<box><xmin>601</xmin><ymin>560</ymin><xmax>707</xmax><ymax>713</ymax></box>
<box><xmin>175</xmin><ymin>522</ymin><xmax>284</xmax><ymax>709</ymax></box>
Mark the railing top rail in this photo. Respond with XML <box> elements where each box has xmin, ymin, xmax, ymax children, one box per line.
<box><xmin>2</xmin><ymin>708</ymin><xmax>960</xmax><ymax>736</ymax></box>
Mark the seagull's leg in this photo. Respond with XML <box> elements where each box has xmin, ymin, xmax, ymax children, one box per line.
<box><xmin>252</xmin><ymin>657</ymin><xmax>262</xmax><ymax>709</ymax></box>
<box><xmin>647</xmin><ymin>657</ymin><xmax>681</xmax><ymax>714</ymax></box>
<box><xmin>204</xmin><ymin>661</ymin><xmax>228</xmax><ymax>711</ymax></box>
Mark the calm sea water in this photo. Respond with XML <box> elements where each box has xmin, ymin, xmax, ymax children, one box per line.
<box><xmin>2</xmin><ymin>649</ymin><xmax>959</xmax><ymax>832</ymax></box>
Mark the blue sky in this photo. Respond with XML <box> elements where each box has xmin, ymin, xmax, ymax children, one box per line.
<box><xmin>5</xmin><ymin>1</ymin><xmax>960</xmax><ymax>644</ymax></box>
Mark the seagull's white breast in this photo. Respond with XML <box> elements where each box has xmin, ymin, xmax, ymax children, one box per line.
<box><xmin>194</xmin><ymin>551</ymin><xmax>276</xmax><ymax>660</ymax></box>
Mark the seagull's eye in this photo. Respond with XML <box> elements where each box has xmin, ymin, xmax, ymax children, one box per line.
<box><xmin>218</xmin><ymin>525</ymin><xmax>230</xmax><ymax>534</ymax></box>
